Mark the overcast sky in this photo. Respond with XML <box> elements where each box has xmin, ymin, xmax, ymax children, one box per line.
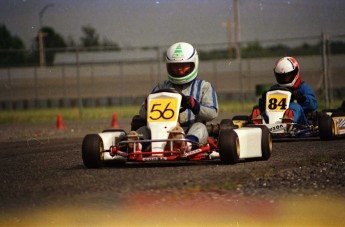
<box><xmin>1</xmin><ymin>0</ymin><xmax>345</xmax><ymax>48</ymax></box>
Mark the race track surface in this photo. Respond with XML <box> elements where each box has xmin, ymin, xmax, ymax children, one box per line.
<box><xmin>0</xmin><ymin>121</ymin><xmax>345</xmax><ymax>226</ymax></box>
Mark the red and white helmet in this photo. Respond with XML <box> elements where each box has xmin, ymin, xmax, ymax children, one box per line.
<box><xmin>273</xmin><ymin>56</ymin><xmax>301</xmax><ymax>88</ymax></box>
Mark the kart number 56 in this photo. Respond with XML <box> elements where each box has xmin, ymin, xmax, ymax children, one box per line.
<box><xmin>148</xmin><ymin>98</ymin><xmax>178</xmax><ymax>122</ymax></box>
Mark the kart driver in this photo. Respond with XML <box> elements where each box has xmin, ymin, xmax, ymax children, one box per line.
<box><xmin>253</xmin><ymin>56</ymin><xmax>318</xmax><ymax>125</ymax></box>
<box><xmin>130</xmin><ymin>42</ymin><xmax>218</xmax><ymax>151</ymax></box>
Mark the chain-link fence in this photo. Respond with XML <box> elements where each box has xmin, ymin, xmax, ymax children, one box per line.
<box><xmin>1</xmin><ymin>34</ymin><xmax>344</xmax><ymax>110</ymax></box>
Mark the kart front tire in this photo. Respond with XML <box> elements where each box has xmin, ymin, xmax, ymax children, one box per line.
<box><xmin>218</xmin><ymin>128</ymin><xmax>240</xmax><ymax>164</ymax></box>
<box><xmin>82</xmin><ymin>134</ymin><xmax>104</xmax><ymax>168</ymax></box>
<box><xmin>319</xmin><ymin>114</ymin><xmax>335</xmax><ymax>141</ymax></box>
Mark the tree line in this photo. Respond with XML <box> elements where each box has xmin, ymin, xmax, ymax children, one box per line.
<box><xmin>0</xmin><ymin>24</ymin><xmax>120</xmax><ymax>67</ymax></box>
<box><xmin>1</xmin><ymin>23</ymin><xmax>345</xmax><ymax>67</ymax></box>
<box><xmin>199</xmin><ymin>40</ymin><xmax>345</xmax><ymax>60</ymax></box>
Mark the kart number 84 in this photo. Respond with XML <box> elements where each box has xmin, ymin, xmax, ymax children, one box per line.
<box><xmin>266</xmin><ymin>94</ymin><xmax>288</xmax><ymax>111</ymax></box>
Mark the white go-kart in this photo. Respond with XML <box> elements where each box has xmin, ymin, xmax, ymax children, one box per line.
<box><xmin>82</xmin><ymin>88</ymin><xmax>272</xmax><ymax>168</ymax></box>
<box><xmin>233</xmin><ymin>87</ymin><xmax>345</xmax><ymax>140</ymax></box>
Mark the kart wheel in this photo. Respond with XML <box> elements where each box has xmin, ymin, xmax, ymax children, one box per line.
<box><xmin>247</xmin><ymin>124</ymin><xmax>272</xmax><ymax>160</ymax></box>
<box><xmin>220</xmin><ymin>119</ymin><xmax>235</xmax><ymax>130</ymax></box>
<box><xmin>232</xmin><ymin>115</ymin><xmax>251</xmax><ymax>128</ymax></box>
<box><xmin>102</xmin><ymin>128</ymin><xmax>126</xmax><ymax>133</ymax></box>
<box><xmin>82</xmin><ymin>134</ymin><xmax>104</xmax><ymax>168</ymax></box>
<box><xmin>319</xmin><ymin>114</ymin><xmax>335</xmax><ymax>141</ymax></box>
<box><xmin>232</xmin><ymin>115</ymin><xmax>251</xmax><ymax>121</ymax></box>
<box><xmin>131</xmin><ymin>115</ymin><xmax>147</xmax><ymax>131</ymax></box>
<box><xmin>218</xmin><ymin>128</ymin><xmax>240</xmax><ymax>164</ymax></box>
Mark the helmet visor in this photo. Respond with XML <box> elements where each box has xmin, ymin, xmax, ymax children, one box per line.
<box><xmin>274</xmin><ymin>67</ymin><xmax>299</xmax><ymax>85</ymax></box>
<box><xmin>167</xmin><ymin>62</ymin><xmax>195</xmax><ymax>78</ymax></box>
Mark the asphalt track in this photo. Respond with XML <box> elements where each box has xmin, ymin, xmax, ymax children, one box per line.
<box><xmin>0</xmin><ymin>121</ymin><xmax>345</xmax><ymax>226</ymax></box>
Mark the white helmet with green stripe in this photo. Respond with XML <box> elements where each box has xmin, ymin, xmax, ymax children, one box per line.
<box><xmin>166</xmin><ymin>42</ymin><xmax>199</xmax><ymax>85</ymax></box>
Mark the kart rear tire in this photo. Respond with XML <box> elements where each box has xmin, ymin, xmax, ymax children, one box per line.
<box><xmin>218</xmin><ymin>128</ymin><xmax>240</xmax><ymax>164</ymax></box>
<box><xmin>247</xmin><ymin>124</ymin><xmax>272</xmax><ymax>160</ymax></box>
<box><xmin>232</xmin><ymin>115</ymin><xmax>251</xmax><ymax>128</ymax></box>
<box><xmin>82</xmin><ymin>134</ymin><xmax>104</xmax><ymax>168</ymax></box>
<box><xmin>319</xmin><ymin>114</ymin><xmax>335</xmax><ymax>141</ymax></box>
<box><xmin>232</xmin><ymin>115</ymin><xmax>251</xmax><ymax>122</ymax></box>
<box><xmin>220</xmin><ymin>119</ymin><xmax>235</xmax><ymax>130</ymax></box>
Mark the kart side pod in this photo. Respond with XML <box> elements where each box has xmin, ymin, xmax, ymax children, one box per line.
<box><xmin>98</xmin><ymin>129</ymin><xmax>127</xmax><ymax>161</ymax></box>
<box><xmin>218</xmin><ymin>125</ymin><xmax>272</xmax><ymax>164</ymax></box>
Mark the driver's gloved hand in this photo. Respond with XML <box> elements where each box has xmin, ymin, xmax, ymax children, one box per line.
<box><xmin>182</xmin><ymin>96</ymin><xmax>200</xmax><ymax>115</ymax></box>
<box><xmin>291</xmin><ymin>90</ymin><xmax>306</xmax><ymax>104</ymax></box>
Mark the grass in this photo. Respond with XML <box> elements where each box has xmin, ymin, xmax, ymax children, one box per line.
<box><xmin>0</xmin><ymin>106</ymin><xmax>140</xmax><ymax>124</ymax></box>
<box><xmin>0</xmin><ymin>99</ymin><xmax>342</xmax><ymax>124</ymax></box>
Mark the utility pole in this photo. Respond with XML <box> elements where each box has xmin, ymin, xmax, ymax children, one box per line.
<box><xmin>233</xmin><ymin>0</ymin><xmax>244</xmax><ymax>109</ymax></box>
<box><xmin>38</xmin><ymin>3</ymin><xmax>54</xmax><ymax>67</ymax></box>
<box><xmin>234</xmin><ymin>0</ymin><xmax>241</xmax><ymax>60</ymax></box>
<box><xmin>322</xmin><ymin>33</ymin><xmax>330</xmax><ymax>108</ymax></box>
<box><xmin>227</xmin><ymin>22</ymin><xmax>233</xmax><ymax>59</ymax></box>
<box><xmin>38</xmin><ymin>31</ymin><xmax>47</xmax><ymax>67</ymax></box>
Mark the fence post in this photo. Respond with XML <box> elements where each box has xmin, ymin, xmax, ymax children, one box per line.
<box><xmin>322</xmin><ymin>32</ymin><xmax>329</xmax><ymax>108</ymax></box>
<box><xmin>61</xmin><ymin>64</ymin><xmax>67</xmax><ymax>106</ymax></box>
<box><xmin>119</xmin><ymin>62</ymin><xmax>124</xmax><ymax>104</ymax></box>
<box><xmin>7</xmin><ymin>68</ymin><xmax>13</xmax><ymax>110</ymax></box>
<box><xmin>34</xmin><ymin>66</ymin><xmax>38</xmax><ymax>107</ymax></box>
<box><xmin>76</xmin><ymin>47</ymin><xmax>83</xmax><ymax>119</ymax></box>
<box><xmin>213</xmin><ymin>61</ymin><xmax>218</xmax><ymax>89</ymax></box>
<box><xmin>155</xmin><ymin>47</ymin><xmax>160</xmax><ymax>82</ymax></box>
<box><xmin>327</xmin><ymin>35</ymin><xmax>334</xmax><ymax>106</ymax></box>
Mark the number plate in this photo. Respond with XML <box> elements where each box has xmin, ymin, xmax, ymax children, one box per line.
<box><xmin>148</xmin><ymin>98</ymin><xmax>178</xmax><ymax>122</ymax></box>
<box><xmin>266</xmin><ymin>94</ymin><xmax>288</xmax><ymax>111</ymax></box>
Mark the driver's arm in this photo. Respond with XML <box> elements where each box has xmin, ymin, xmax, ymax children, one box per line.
<box><xmin>196</xmin><ymin>81</ymin><xmax>218</xmax><ymax>122</ymax></box>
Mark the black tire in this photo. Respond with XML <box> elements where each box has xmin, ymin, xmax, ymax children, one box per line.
<box><xmin>82</xmin><ymin>134</ymin><xmax>104</xmax><ymax>168</ymax></box>
<box><xmin>218</xmin><ymin>128</ymin><xmax>240</xmax><ymax>164</ymax></box>
<box><xmin>131</xmin><ymin>115</ymin><xmax>147</xmax><ymax>131</ymax></box>
<box><xmin>319</xmin><ymin>114</ymin><xmax>335</xmax><ymax>141</ymax></box>
<box><xmin>331</xmin><ymin>111</ymin><xmax>345</xmax><ymax>117</ymax></box>
<box><xmin>246</xmin><ymin>124</ymin><xmax>272</xmax><ymax>160</ymax></box>
<box><xmin>232</xmin><ymin>115</ymin><xmax>251</xmax><ymax>121</ymax></box>
<box><xmin>341</xmin><ymin>100</ymin><xmax>345</xmax><ymax>111</ymax></box>
<box><xmin>102</xmin><ymin>128</ymin><xmax>126</xmax><ymax>133</ymax></box>
<box><xmin>220</xmin><ymin>119</ymin><xmax>235</xmax><ymax>130</ymax></box>
<box><xmin>232</xmin><ymin>115</ymin><xmax>251</xmax><ymax>128</ymax></box>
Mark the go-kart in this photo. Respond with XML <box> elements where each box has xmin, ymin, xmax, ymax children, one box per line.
<box><xmin>82</xmin><ymin>89</ymin><xmax>272</xmax><ymax>168</ymax></box>
<box><xmin>232</xmin><ymin>87</ymin><xmax>345</xmax><ymax>141</ymax></box>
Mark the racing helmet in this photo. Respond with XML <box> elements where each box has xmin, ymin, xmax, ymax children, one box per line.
<box><xmin>273</xmin><ymin>56</ymin><xmax>301</xmax><ymax>88</ymax></box>
<box><xmin>166</xmin><ymin>42</ymin><xmax>199</xmax><ymax>85</ymax></box>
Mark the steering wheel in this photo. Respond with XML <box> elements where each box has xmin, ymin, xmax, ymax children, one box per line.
<box><xmin>268</xmin><ymin>86</ymin><xmax>292</xmax><ymax>93</ymax></box>
<box><xmin>151</xmin><ymin>88</ymin><xmax>187</xmax><ymax>113</ymax></box>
